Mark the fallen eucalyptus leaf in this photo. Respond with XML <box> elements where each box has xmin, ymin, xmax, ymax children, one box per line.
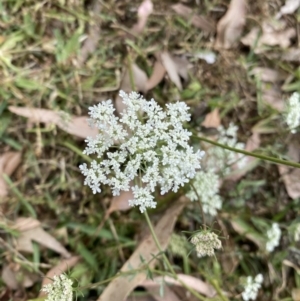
<box><xmin>215</xmin><ymin>0</ymin><xmax>246</xmax><ymax>49</ymax></box>
<box><xmin>98</xmin><ymin>197</ymin><xmax>188</xmax><ymax>301</ymax></box>
<box><xmin>8</xmin><ymin>107</ymin><xmax>97</xmax><ymax>139</ymax></box>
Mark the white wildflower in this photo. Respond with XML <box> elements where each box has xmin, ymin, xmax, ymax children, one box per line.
<box><xmin>241</xmin><ymin>274</ymin><xmax>263</xmax><ymax>301</ymax></box>
<box><xmin>41</xmin><ymin>274</ymin><xmax>73</xmax><ymax>301</ymax></box>
<box><xmin>266</xmin><ymin>223</ymin><xmax>281</xmax><ymax>252</ymax></box>
<box><xmin>190</xmin><ymin>231</ymin><xmax>222</xmax><ymax>257</ymax></box>
<box><xmin>285</xmin><ymin>92</ymin><xmax>300</xmax><ymax>133</ymax></box>
<box><xmin>186</xmin><ymin>170</ymin><xmax>222</xmax><ymax>216</ymax></box>
<box><xmin>80</xmin><ymin>91</ymin><xmax>204</xmax><ymax>213</ymax></box>
<box><xmin>204</xmin><ymin>123</ymin><xmax>246</xmax><ymax>175</ymax></box>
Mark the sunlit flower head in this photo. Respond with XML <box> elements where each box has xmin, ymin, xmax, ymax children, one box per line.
<box><xmin>80</xmin><ymin>91</ymin><xmax>204</xmax><ymax>212</ymax></box>
<box><xmin>190</xmin><ymin>230</ymin><xmax>222</xmax><ymax>257</ymax></box>
<box><xmin>266</xmin><ymin>223</ymin><xmax>281</xmax><ymax>252</ymax></box>
<box><xmin>187</xmin><ymin>170</ymin><xmax>222</xmax><ymax>216</ymax></box>
<box><xmin>241</xmin><ymin>274</ymin><xmax>263</xmax><ymax>301</ymax></box>
<box><xmin>41</xmin><ymin>274</ymin><xmax>73</xmax><ymax>301</ymax></box>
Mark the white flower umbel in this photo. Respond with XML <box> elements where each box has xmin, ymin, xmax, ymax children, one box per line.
<box><xmin>204</xmin><ymin>123</ymin><xmax>246</xmax><ymax>175</ymax></box>
<box><xmin>80</xmin><ymin>91</ymin><xmax>204</xmax><ymax>212</ymax></box>
<box><xmin>41</xmin><ymin>274</ymin><xmax>73</xmax><ymax>301</ymax></box>
<box><xmin>285</xmin><ymin>92</ymin><xmax>300</xmax><ymax>133</ymax></box>
<box><xmin>186</xmin><ymin>170</ymin><xmax>222</xmax><ymax>216</ymax></box>
<box><xmin>241</xmin><ymin>274</ymin><xmax>263</xmax><ymax>301</ymax></box>
<box><xmin>266</xmin><ymin>223</ymin><xmax>281</xmax><ymax>252</ymax></box>
<box><xmin>190</xmin><ymin>231</ymin><xmax>222</xmax><ymax>257</ymax></box>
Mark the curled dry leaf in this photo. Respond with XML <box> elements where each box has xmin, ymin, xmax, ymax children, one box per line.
<box><xmin>171</xmin><ymin>4</ymin><xmax>215</xmax><ymax>33</ymax></box>
<box><xmin>279</xmin><ymin>166</ymin><xmax>300</xmax><ymax>199</ymax></box>
<box><xmin>2</xmin><ymin>264</ymin><xmax>40</xmax><ymax>290</ymax></box>
<box><xmin>292</xmin><ymin>288</ymin><xmax>300</xmax><ymax>301</ymax></box>
<box><xmin>39</xmin><ymin>256</ymin><xmax>80</xmax><ymax>297</ymax></box>
<box><xmin>250</xmin><ymin>67</ymin><xmax>285</xmax><ymax>83</ymax></box>
<box><xmin>261</xmin><ymin>83</ymin><xmax>284</xmax><ymax>111</ymax></box>
<box><xmin>96</xmin><ymin>190</ymin><xmax>133</xmax><ymax>233</ymax></box>
<box><xmin>282</xmin><ymin>48</ymin><xmax>300</xmax><ymax>63</ymax></box>
<box><xmin>230</xmin><ymin>217</ymin><xmax>265</xmax><ymax>249</ymax></box>
<box><xmin>59</xmin><ymin>116</ymin><xmax>98</xmax><ymax>139</ymax></box>
<box><xmin>115</xmin><ymin>63</ymin><xmax>148</xmax><ymax>114</ymax></box>
<box><xmin>160</xmin><ymin>52</ymin><xmax>183</xmax><ymax>90</ymax></box>
<box><xmin>146</xmin><ymin>59</ymin><xmax>166</xmax><ymax>91</ymax></box>
<box><xmin>144</xmin><ymin>274</ymin><xmax>216</xmax><ymax>298</ymax></box>
<box><xmin>14</xmin><ymin>218</ymin><xmax>71</xmax><ymax>258</ymax></box>
<box><xmin>108</xmin><ymin>190</ymin><xmax>133</xmax><ymax>214</ymax></box>
<box><xmin>226</xmin><ymin>132</ymin><xmax>261</xmax><ymax>181</ymax></box>
<box><xmin>2</xmin><ymin>263</ymin><xmax>40</xmax><ymax>290</ymax></box>
<box><xmin>97</xmin><ymin>197</ymin><xmax>188</xmax><ymax>301</ymax></box>
<box><xmin>215</xmin><ymin>0</ymin><xmax>246</xmax><ymax>49</ymax></box>
<box><xmin>201</xmin><ymin>108</ymin><xmax>221</xmax><ymax>129</ymax></box>
<box><xmin>172</xmin><ymin>56</ymin><xmax>189</xmax><ymax>82</ymax></box>
<box><xmin>250</xmin><ymin>68</ymin><xmax>285</xmax><ymax>111</ymax></box>
<box><xmin>132</xmin><ymin>0</ymin><xmax>153</xmax><ymax>34</ymax></box>
<box><xmin>1</xmin><ymin>265</ymin><xmax>18</xmax><ymax>290</ymax></box>
<box><xmin>12</xmin><ymin>217</ymin><xmax>40</xmax><ymax>231</ymax></box>
<box><xmin>142</xmin><ymin>280</ymin><xmax>181</xmax><ymax>301</ymax></box>
<box><xmin>8</xmin><ymin>106</ymin><xmax>98</xmax><ymax>139</ymax></box>
<box><xmin>241</xmin><ymin>22</ymin><xmax>296</xmax><ymax>53</ymax></box>
<box><xmin>0</xmin><ymin>151</ymin><xmax>21</xmax><ymax>198</ymax></box>
<box><xmin>278</xmin><ymin>136</ymin><xmax>300</xmax><ymax>199</ymax></box>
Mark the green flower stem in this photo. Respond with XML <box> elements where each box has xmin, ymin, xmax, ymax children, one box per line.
<box><xmin>80</xmin><ymin>267</ymin><xmax>162</xmax><ymax>290</ymax></box>
<box><xmin>210</xmin><ymin>279</ymin><xmax>228</xmax><ymax>301</ymax></box>
<box><xmin>196</xmin><ymin>135</ymin><xmax>300</xmax><ymax>169</ymax></box>
<box><xmin>144</xmin><ymin>210</ymin><xmax>207</xmax><ymax>301</ymax></box>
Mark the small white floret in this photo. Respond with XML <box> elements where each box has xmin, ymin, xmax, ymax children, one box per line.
<box><xmin>241</xmin><ymin>274</ymin><xmax>263</xmax><ymax>301</ymax></box>
<box><xmin>266</xmin><ymin>223</ymin><xmax>281</xmax><ymax>252</ymax></box>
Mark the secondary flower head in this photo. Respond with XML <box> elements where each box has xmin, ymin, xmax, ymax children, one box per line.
<box><xmin>241</xmin><ymin>274</ymin><xmax>263</xmax><ymax>301</ymax></box>
<box><xmin>204</xmin><ymin>122</ymin><xmax>246</xmax><ymax>175</ymax></box>
<box><xmin>285</xmin><ymin>92</ymin><xmax>300</xmax><ymax>133</ymax></box>
<box><xmin>190</xmin><ymin>230</ymin><xmax>222</xmax><ymax>257</ymax></box>
<box><xmin>266</xmin><ymin>223</ymin><xmax>281</xmax><ymax>252</ymax></box>
<box><xmin>41</xmin><ymin>274</ymin><xmax>73</xmax><ymax>301</ymax></box>
<box><xmin>169</xmin><ymin>233</ymin><xmax>188</xmax><ymax>257</ymax></box>
<box><xmin>186</xmin><ymin>170</ymin><xmax>222</xmax><ymax>216</ymax></box>
<box><xmin>80</xmin><ymin>91</ymin><xmax>204</xmax><ymax>212</ymax></box>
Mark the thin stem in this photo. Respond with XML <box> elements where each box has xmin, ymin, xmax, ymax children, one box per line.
<box><xmin>144</xmin><ymin>210</ymin><xmax>207</xmax><ymax>301</ymax></box>
<box><xmin>80</xmin><ymin>267</ymin><xmax>164</xmax><ymax>290</ymax></box>
<box><xmin>210</xmin><ymin>279</ymin><xmax>228</xmax><ymax>301</ymax></box>
<box><xmin>196</xmin><ymin>135</ymin><xmax>300</xmax><ymax>169</ymax></box>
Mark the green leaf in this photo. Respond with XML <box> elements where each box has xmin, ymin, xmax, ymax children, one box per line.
<box><xmin>77</xmin><ymin>242</ymin><xmax>98</xmax><ymax>271</ymax></box>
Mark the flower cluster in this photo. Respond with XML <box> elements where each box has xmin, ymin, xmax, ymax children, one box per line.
<box><xmin>80</xmin><ymin>91</ymin><xmax>204</xmax><ymax>212</ymax></box>
<box><xmin>285</xmin><ymin>92</ymin><xmax>300</xmax><ymax>133</ymax></box>
<box><xmin>190</xmin><ymin>231</ymin><xmax>222</xmax><ymax>257</ymax></box>
<box><xmin>241</xmin><ymin>274</ymin><xmax>263</xmax><ymax>301</ymax></box>
<box><xmin>41</xmin><ymin>274</ymin><xmax>73</xmax><ymax>301</ymax></box>
<box><xmin>266</xmin><ymin>223</ymin><xmax>281</xmax><ymax>252</ymax></box>
<box><xmin>169</xmin><ymin>233</ymin><xmax>188</xmax><ymax>257</ymax></box>
<box><xmin>204</xmin><ymin>123</ymin><xmax>246</xmax><ymax>175</ymax></box>
<box><xmin>186</xmin><ymin>170</ymin><xmax>222</xmax><ymax>216</ymax></box>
